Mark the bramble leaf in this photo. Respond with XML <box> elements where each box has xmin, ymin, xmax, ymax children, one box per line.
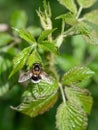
<box><xmin>70</xmin><ymin>22</ymin><xmax>98</xmax><ymax>45</ymax></box>
<box><xmin>39</xmin><ymin>41</ymin><xmax>58</xmax><ymax>54</ymax></box>
<box><xmin>9</xmin><ymin>46</ymin><xmax>34</xmax><ymax>78</ymax></box>
<box><xmin>38</xmin><ymin>29</ymin><xmax>56</xmax><ymax>42</ymax></box>
<box><xmin>77</xmin><ymin>0</ymin><xmax>96</xmax><ymax>8</ymax></box>
<box><xmin>84</xmin><ymin>10</ymin><xmax>98</xmax><ymax>26</ymax></box>
<box><xmin>29</xmin><ymin>79</ymin><xmax>58</xmax><ymax>99</ymax></box>
<box><xmin>57</xmin><ymin>0</ymin><xmax>77</xmax><ymax>14</ymax></box>
<box><xmin>11</xmin><ymin>93</ymin><xmax>58</xmax><ymax>117</ymax></box>
<box><xmin>65</xmin><ymin>86</ymin><xmax>93</xmax><ymax>114</ymax></box>
<box><xmin>56</xmin><ymin>102</ymin><xmax>87</xmax><ymax>130</ymax></box>
<box><xmin>13</xmin><ymin>28</ymin><xmax>36</xmax><ymax>44</ymax></box>
<box><xmin>11</xmin><ymin>72</ymin><xmax>58</xmax><ymax>117</ymax></box>
<box><xmin>56</xmin><ymin>12</ymin><xmax>77</xmax><ymax>25</ymax></box>
<box><xmin>62</xmin><ymin>66</ymin><xmax>94</xmax><ymax>85</ymax></box>
<box><xmin>77</xmin><ymin>22</ymin><xmax>98</xmax><ymax>45</ymax></box>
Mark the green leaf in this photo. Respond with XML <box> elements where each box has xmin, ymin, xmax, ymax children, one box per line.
<box><xmin>10</xmin><ymin>10</ymin><xmax>27</xmax><ymax>28</ymax></box>
<box><xmin>75</xmin><ymin>22</ymin><xmax>92</xmax><ymax>35</ymax></box>
<box><xmin>72</xmin><ymin>22</ymin><xmax>98</xmax><ymax>45</ymax></box>
<box><xmin>57</xmin><ymin>0</ymin><xmax>77</xmax><ymax>14</ymax></box>
<box><xmin>77</xmin><ymin>0</ymin><xmax>96</xmax><ymax>8</ymax></box>
<box><xmin>56</xmin><ymin>12</ymin><xmax>77</xmax><ymax>25</ymax></box>
<box><xmin>56</xmin><ymin>102</ymin><xmax>87</xmax><ymax>130</ymax></box>
<box><xmin>62</xmin><ymin>66</ymin><xmax>94</xmax><ymax>85</ymax></box>
<box><xmin>11</xmin><ymin>93</ymin><xmax>58</xmax><ymax>117</ymax></box>
<box><xmin>65</xmin><ymin>86</ymin><xmax>93</xmax><ymax>114</ymax></box>
<box><xmin>14</xmin><ymin>28</ymin><xmax>36</xmax><ymax>44</ymax></box>
<box><xmin>39</xmin><ymin>41</ymin><xmax>58</xmax><ymax>54</ymax></box>
<box><xmin>77</xmin><ymin>22</ymin><xmax>98</xmax><ymax>45</ymax></box>
<box><xmin>28</xmin><ymin>78</ymin><xmax>58</xmax><ymax>99</ymax></box>
<box><xmin>83</xmin><ymin>29</ymin><xmax>98</xmax><ymax>45</ymax></box>
<box><xmin>0</xmin><ymin>33</ymin><xmax>13</xmax><ymax>46</ymax></box>
<box><xmin>27</xmin><ymin>50</ymin><xmax>42</xmax><ymax>68</ymax></box>
<box><xmin>9</xmin><ymin>46</ymin><xmax>34</xmax><ymax>78</ymax></box>
<box><xmin>84</xmin><ymin>10</ymin><xmax>98</xmax><ymax>26</ymax></box>
<box><xmin>38</xmin><ymin>29</ymin><xmax>56</xmax><ymax>42</ymax></box>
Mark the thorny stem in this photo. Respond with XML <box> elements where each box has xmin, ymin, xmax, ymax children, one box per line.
<box><xmin>59</xmin><ymin>83</ymin><xmax>66</xmax><ymax>103</ymax></box>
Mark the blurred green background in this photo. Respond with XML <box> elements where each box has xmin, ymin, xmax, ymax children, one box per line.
<box><xmin>0</xmin><ymin>0</ymin><xmax>98</xmax><ymax>130</ymax></box>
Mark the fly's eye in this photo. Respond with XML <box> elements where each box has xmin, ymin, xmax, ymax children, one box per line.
<box><xmin>34</xmin><ymin>65</ymin><xmax>40</xmax><ymax>71</ymax></box>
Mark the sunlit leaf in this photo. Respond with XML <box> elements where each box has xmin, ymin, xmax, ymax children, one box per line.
<box><xmin>84</xmin><ymin>10</ymin><xmax>98</xmax><ymax>26</ymax></box>
<box><xmin>57</xmin><ymin>0</ymin><xmax>77</xmax><ymax>14</ymax></box>
<box><xmin>77</xmin><ymin>22</ymin><xmax>98</xmax><ymax>45</ymax></box>
<box><xmin>77</xmin><ymin>0</ymin><xmax>96</xmax><ymax>8</ymax></box>
<box><xmin>27</xmin><ymin>50</ymin><xmax>42</xmax><ymax>68</ymax></box>
<box><xmin>83</xmin><ymin>30</ymin><xmax>98</xmax><ymax>45</ymax></box>
<box><xmin>11</xmin><ymin>93</ymin><xmax>58</xmax><ymax>117</ymax></box>
<box><xmin>39</xmin><ymin>41</ymin><xmax>58</xmax><ymax>54</ymax></box>
<box><xmin>65</xmin><ymin>86</ymin><xmax>93</xmax><ymax>114</ymax></box>
<box><xmin>14</xmin><ymin>28</ymin><xmax>36</xmax><ymax>44</ymax></box>
<box><xmin>9</xmin><ymin>46</ymin><xmax>34</xmax><ymax>78</ymax></box>
<box><xmin>10</xmin><ymin>10</ymin><xmax>27</xmax><ymax>28</ymax></box>
<box><xmin>72</xmin><ymin>22</ymin><xmax>98</xmax><ymax>45</ymax></box>
<box><xmin>56</xmin><ymin>102</ymin><xmax>87</xmax><ymax>130</ymax></box>
<box><xmin>28</xmin><ymin>78</ymin><xmax>58</xmax><ymax>99</ymax></box>
<box><xmin>56</xmin><ymin>12</ymin><xmax>77</xmax><ymax>25</ymax></box>
<box><xmin>62</xmin><ymin>66</ymin><xmax>94</xmax><ymax>85</ymax></box>
<box><xmin>38</xmin><ymin>29</ymin><xmax>56</xmax><ymax>42</ymax></box>
<box><xmin>0</xmin><ymin>33</ymin><xmax>13</xmax><ymax>46</ymax></box>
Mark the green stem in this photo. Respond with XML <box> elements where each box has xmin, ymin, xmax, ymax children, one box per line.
<box><xmin>76</xmin><ymin>6</ymin><xmax>83</xmax><ymax>19</ymax></box>
<box><xmin>59</xmin><ymin>83</ymin><xmax>66</xmax><ymax>103</ymax></box>
<box><xmin>63</xmin><ymin>27</ymin><xmax>75</xmax><ymax>37</ymax></box>
<box><xmin>61</xmin><ymin>19</ymin><xmax>65</xmax><ymax>34</ymax></box>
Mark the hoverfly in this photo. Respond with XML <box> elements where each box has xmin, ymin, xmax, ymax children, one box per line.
<box><xmin>18</xmin><ymin>63</ymin><xmax>52</xmax><ymax>84</ymax></box>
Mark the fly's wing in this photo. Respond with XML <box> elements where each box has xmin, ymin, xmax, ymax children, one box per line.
<box><xmin>40</xmin><ymin>71</ymin><xmax>53</xmax><ymax>84</ymax></box>
<box><xmin>18</xmin><ymin>71</ymin><xmax>32</xmax><ymax>83</ymax></box>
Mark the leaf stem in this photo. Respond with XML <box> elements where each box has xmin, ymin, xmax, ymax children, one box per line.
<box><xmin>59</xmin><ymin>83</ymin><xmax>66</xmax><ymax>103</ymax></box>
<box><xmin>63</xmin><ymin>27</ymin><xmax>75</xmax><ymax>37</ymax></box>
<box><xmin>76</xmin><ymin>6</ymin><xmax>83</xmax><ymax>19</ymax></box>
<box><xmin>61</xmin><ymin>19</ymin><xmax>65</xmax><ymax>34</ymax></box>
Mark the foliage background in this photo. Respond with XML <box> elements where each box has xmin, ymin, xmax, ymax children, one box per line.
<box><xmin>0</xmin><ymin>0</ymin><xmax>98</xmax><ymax>130</ymax></box>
